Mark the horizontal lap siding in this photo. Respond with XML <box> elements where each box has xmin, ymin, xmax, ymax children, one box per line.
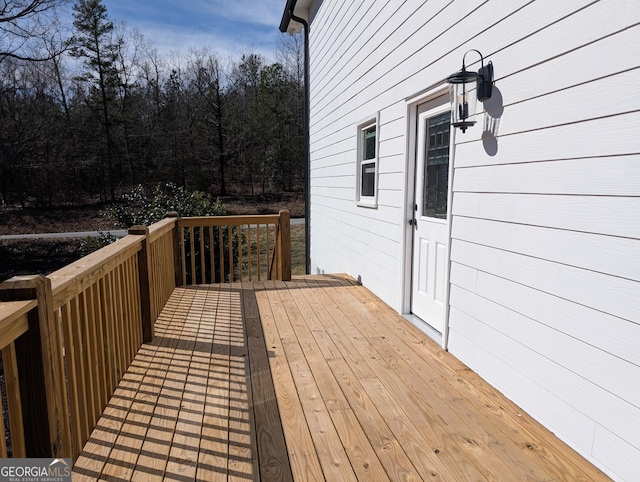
<box><xmin>307</xmin><ymin>0</ymin><xmax>602</xmax><ymax>307</ymax></box>
<box><xmin>308</xmin><ymin>0</ymin><xmax>527</xmax><ymax>305</ymax></box>
<box><xmin>308</xmin><ymin>0</ymin><xmax>639</xmax><ymax>480</ymax></box>
<box><xmin>308</xmin><ymin>0</ymin><xmax>429</xmax><ymax>306</ymax></box>
<box><xmin>444</xmin><ymin>3</ymin><xmax>640</xmax><ymax>482</ymax></box>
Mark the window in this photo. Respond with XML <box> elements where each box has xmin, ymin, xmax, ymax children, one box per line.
<box><xmin>423</xmin><ymin>112</ymin><xmax>450</xmax><ymax>219</ymax></box>
<box><xmin>357</xmin><ymin>114</ymin><xmax>379</xmax><ymax>205</ymax></box>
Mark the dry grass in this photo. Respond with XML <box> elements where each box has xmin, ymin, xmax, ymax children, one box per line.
<box><xmin>239</xmin><ymin>224</ymin><xmax>305</xmax><ymax>280</ymax></box>
<box><xmin>291</xmin><ymin>225</ymin><xmax>306</xmax><ymax>276</ymax></box>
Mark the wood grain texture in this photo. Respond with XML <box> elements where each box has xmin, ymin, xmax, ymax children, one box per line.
<box><xmin>254</xmin><ymin>282</ymin><xmax>325</xmax><ymax>481</ymax></box>
<box><xmin>48</xmin><ymin>236</ymin><xmax>142</xmax><ymax>309</ymax></box>
<box><xmin>0</xmin><ymin>300</ymin><xmax>33</xmax><ymax>350</ymax></box>
<box><xmin>242</xmin><ymin>283</ymin><xmax>294</xmax><ymax>481</ymax></box>
<box><xmin>72</xmin><ymin>276</ymin><xmax>609</xmax><ymax>481</ymax></box>
<box><xmin>2</xmin><ymin>342</ymin><xmax>26</xmax><ymax>457</ymax></box>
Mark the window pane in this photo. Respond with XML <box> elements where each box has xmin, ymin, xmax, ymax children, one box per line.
<box><xmin>363</xmin><ymin>125</ymin><xmax>376</xmax><ymax>160</ymax></box>
<box><xmin>423</xmin><ymin>112</ymin><xmax>450</xmax><ymax>219</ymax></box>
<box><xmin>361</xmin><ymin>162</ymin><xmax>375</xmax><ymax>197</ymax></box>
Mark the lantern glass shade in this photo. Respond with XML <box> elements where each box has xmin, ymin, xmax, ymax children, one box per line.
<box><xmin>448</xmin><ymin>72</ymin><xmax>479</xmax><ymax>132</ymax></box>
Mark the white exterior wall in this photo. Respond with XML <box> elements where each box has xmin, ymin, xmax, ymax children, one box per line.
<box><xmin>304</xmin><ymin>1</ymin><xmax>640</xmax><ymax>480</ymax></box>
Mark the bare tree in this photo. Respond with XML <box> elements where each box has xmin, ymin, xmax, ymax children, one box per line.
<box><xmin>187</xmin><ymin>48</ymin><xmax>230</xmax><ymax>195</ymax></box>
<box><xmin>0</xmin><ymin>0</ymin><xmax>71</xmax><ymax>61</ymax></box>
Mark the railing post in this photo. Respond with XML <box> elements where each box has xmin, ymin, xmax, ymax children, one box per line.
<box><xmin>167</xmin><ymin>212</ymin><xmax>183</xmax><ymax>287</ymax></box>
<box><xmin>129</xmin><ymin>225</ymin><xmax>154</xmax><ymax>342</ymax></box>
<box><xmin>0</xmin><ymin>275</ymin><xmax>72</xmax><ymax>458</ymax></box>
<box><xmin>278</xmin><ymin>210</ymin><xmax>292</xmax><ymax>281</ymax></box>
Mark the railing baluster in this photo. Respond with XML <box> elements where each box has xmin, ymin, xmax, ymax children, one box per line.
<box><xmin>2</xmin><ymin>342</ymin><xmax>26</xmax><ymax>457</ymax></box>
<box><xmin>109</xmin><ymin>270</ymin><xmax>124</xmax><ymax>384</ymax></box>
<box><xmin>70</xmin><ymin>295</ymin><xmax>90</xmax><ymax>452</ymax></box>
<box><xmin>130</xmin><ymin>225</ymin><xmax>153</xmax><ymax>343</ymax></box>
<box><xmin>209</xmin><ymin>226</ymin><xmax>215</xmax><ymax>284</ymax></box>
<box><xmin>279</xmin><ymin>210</ymin><xmax>292</xmax><ymax>281</ymax></box>
<box><xmin>61</xmin><ymin>301</ymin><xmax>82</xmax><ymax>456</ymax></box>
<box><xmin>189</xmin><ymin>226</ymin><xmax>196</xmax><ymax>285</ymax></box>
<box><xmin>99</xmin><ymin>277</ymin><xmax>115</xmax><ymax>396</ymax></box>
<box><xmin>239</xmin><ymin>224</ymin><xmax>244</xmax><ymax>282</ymax></box>
<box><xmin>199</xmin><ymin>226</ymin><xmax>206</xmax><ymax>284</ymax></box>
<box><xmin>180</xmin><ymin>226</ymin><xmax>187</xmax><ymax>287</ymax></box>
<box><xmin>219</xmin><ymin>225</ymin><xmax>225</xmax><ymax>283</ymax></box>
<box><xmin>257</xmin><ymin>224</ymin><xmax>262</xmax><ymax>282</ymax></box>
<box><xmin>78</xmin><ymin>293</ymin><xmax>92</xmax><ymax>431</ymax></box>
<box><xmin>227</xmin><ymin>225</ymin><xmax>232</xmax><ymax>281</ymax></box>
<box><xmin>266</xmin><ymin>224</ymin><xmax>271</xmax><ymax>280</ymax></box>
<box><xmin>91</xmin><ymin>283</ymin><xmax>107</xmax><ymax>413</ymax></box>
<box><xmin>124</xmin><ymin>259</ymin><xmax>133</xmax><ymax>361</ymax></box>
<box><xmin>248</xmin><ymin>225</ymin><xmax>253</xmax><ymax>281</ymax></box>
<box><xmin>117</xmin><ymin>263</ymin><xmax>131</xmax><ymax>369</ymax></box>
<box><xmin>129</xmin><ymin>255</ymin><xmax>142</xmax><ymax>358</ymax></box>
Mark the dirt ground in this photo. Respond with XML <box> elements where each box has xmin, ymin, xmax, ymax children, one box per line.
<box><xmin>0</xmin><ymin>193</ymin><xmax>305</xmax><ymax>282</ymax></box>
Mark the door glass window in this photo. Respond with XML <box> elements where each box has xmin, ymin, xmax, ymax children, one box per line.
<box><xmin>422</xmin><ymin>112</ymin><xmax>450</xmax><ymax>219</ymax></box>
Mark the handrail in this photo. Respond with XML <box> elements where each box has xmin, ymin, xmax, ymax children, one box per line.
<box><xmin>48</xmin><ymin>235</ymin><xmax>143</xmax><ymax>309</ymax></box>
<box><xmin>0</xmin><ymin>300</ymin><xmax>35</xmax><ymax>350</ymax></box>
<box><xmin>178</xmin><ymin>214</ymin><xmax>281</xmax><ymax>227</ymax></box>
<box><xmin>148</xmin><ymin>216</ymin><xmax>176</xmax><ymax>242</ymax></box>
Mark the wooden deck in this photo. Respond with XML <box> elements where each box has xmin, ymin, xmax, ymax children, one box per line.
<box><xmin>72</xmin><ymin>275</ymin><xmax>609</xmax><ymax>481</ymax></box>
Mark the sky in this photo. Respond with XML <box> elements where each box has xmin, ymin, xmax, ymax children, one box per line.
<box><xmin>98</xmin><ymin>0</ymin><xmax>288</xmax><ymax>61</ymax></box>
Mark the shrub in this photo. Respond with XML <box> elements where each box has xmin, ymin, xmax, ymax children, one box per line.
<box><xmin>80</xmin><ymin>232</ymin><xmax>119</xmax><ymax>256</ymax></box>
<box><xmin>106</xmin><ymin>183</ymin><xmax>226</xmax><ymax>228</ymax></box>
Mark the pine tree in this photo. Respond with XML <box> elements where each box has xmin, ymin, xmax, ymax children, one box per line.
<box><xmin>70</xmin><ymin>0</ymin><xmax>120</xmax><ymax>201</ymax></box>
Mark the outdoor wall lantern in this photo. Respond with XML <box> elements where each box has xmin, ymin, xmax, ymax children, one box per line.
<box><xmin>447</xmin><ymin>50</ymin><xmax>493</xmax><ymax>132</ymax></box>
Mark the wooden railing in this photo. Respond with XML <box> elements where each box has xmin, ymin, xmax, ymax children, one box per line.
<box><xmin>0</xmin><ymin>276</ymin><xmax>71</xmax><ymax>458</ymax></box>
<box><xmin>48</xmin><ymin>234</ymin><xmax>147</xmax><ymax>458</ymax></box>
<box><xmin>0</xmin><ymin>211</ymin><xmax>290</xmax><ymax>460</ymax></box>
<box><xmin>0</xmin><ymin>298</ymin><xmax>36</xmax><ymax>458</ymax></box>
<box><xmin>177</xmin><ymin>210</ymin><xmax>291</xmax><ymax>285</ymax></box>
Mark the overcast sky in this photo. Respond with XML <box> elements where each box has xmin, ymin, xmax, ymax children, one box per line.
<box><xmin>97</xmin><ymin>0</ymin><xmax>287</xmax><ymax>60</ymax></box>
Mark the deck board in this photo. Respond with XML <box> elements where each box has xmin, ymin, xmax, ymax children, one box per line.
<box><xmin>73</xmin><ymin>275</ymin><xmax>610</xmax><ymax>481</ymax></box>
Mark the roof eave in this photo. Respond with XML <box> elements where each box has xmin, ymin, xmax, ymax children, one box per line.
<box><xmin>279</xmin><ymin>0</ymin><xmax>312</xmax><ymax>33</ymax></box>
<box><xmin>279</xmin><ymin>0</ymin><xmax>296</xmax><ymax>32</ymax></box>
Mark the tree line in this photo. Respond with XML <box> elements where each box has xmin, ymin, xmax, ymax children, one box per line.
<box><xmin>0</xmin><ymin>0</ymin><xmax>305</xmax><ymax>207</ymax></box>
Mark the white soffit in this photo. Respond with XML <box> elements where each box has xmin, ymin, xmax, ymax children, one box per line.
<box><xmin>280</xmin><ymin>0</ymin><xmax>314</xmax><ymax>33</ymax></box>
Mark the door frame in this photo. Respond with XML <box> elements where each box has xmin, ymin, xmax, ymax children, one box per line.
<box><xmin>401</xmin><ymin>82</ymin><xmax>456</xmax><ymax>349</ymax></box>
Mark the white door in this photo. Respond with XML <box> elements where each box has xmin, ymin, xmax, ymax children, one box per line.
<box><xmin>410</xmin><ymin>97</ymin><xmax>452</xmax><ymax>334</ymax></box>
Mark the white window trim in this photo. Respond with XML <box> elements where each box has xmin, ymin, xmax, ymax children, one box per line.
<box><xmin>356</xmin><ymin>112</ymin><xmax>380</xmax><ymax>208</ymax></box>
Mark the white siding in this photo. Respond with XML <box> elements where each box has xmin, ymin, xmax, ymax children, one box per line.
<box><xmin>306</xmin><ymin>1</ymin><xmax>640</xmax><ymax>480</ymax></box>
